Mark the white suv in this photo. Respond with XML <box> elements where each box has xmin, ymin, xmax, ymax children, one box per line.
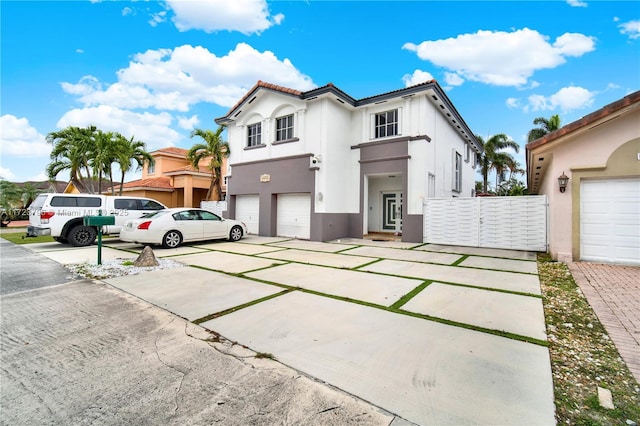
<box><xmin>27</xmin><ymin>194</ymin><xmax>167</xmax><ymax>246</ymax></box>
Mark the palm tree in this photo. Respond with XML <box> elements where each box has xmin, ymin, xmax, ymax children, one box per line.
<box><xmin>115</xmin><ymin>135</ymin><xmax>154</xmax><ymax>196</ymax></box>
<box><xmin>88</xmin><ymin>130</ymin><xmax>119</xmax><ymax>194</ymax></box>
<box><xmin>527</xmin><ymin>114</ymin><xmax>561</xmax><ymax>143</ymax></box>
<box><xmin>0</xmin><ymin>180</ymin><xmax>21</xmax><ymax>224</ymax></box>
<box><xmin>46</xmin><ymin>126</ymin><xmax>95</xmax><ymax>193</ymax></box>
<box><xmin>20</xmin><ymin>182</ymin><xmax>43</xmax><ymax>208</ymax></box>
<box><xmin>476</xmin><ymin>133</ymin><xmax>520</xmax><ymax>194</ymax></box>
<box><xmin>187</xmin><ymin>126</ymin><xmax>230</xmax><ymax>201</ymax></box>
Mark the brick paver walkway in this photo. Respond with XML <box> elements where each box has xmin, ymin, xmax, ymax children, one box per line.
<box><xmin>568</xmin><ymin>262</ymin><xmax>640</xmax><ymax>384</ymax></box>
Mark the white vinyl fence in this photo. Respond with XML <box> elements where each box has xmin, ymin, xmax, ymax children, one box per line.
<box><xmin>423</xmin><ymin>195</ymin><xmax>548</xmax><ymax>252</ymax></box>
<box><xmin>201</xmin><ymin>201</ymin><xmax>227</xmax><ymax>216</ymax></box>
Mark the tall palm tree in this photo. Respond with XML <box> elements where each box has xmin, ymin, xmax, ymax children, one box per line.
<box><xmin>527</xmin><ymin>114</ymin><xmax>561</xmax><ymax>143</ymax></box>
<box><xmin>115</xmin><ymin>135</ymin><xmax>154</xmax><ymax>196</ymax></box>
<box><xmin>46</xmin><ymin>126</ymin><xmax>95</xmax><ymax>193</ymax></box>
<box><xmin>476</xmin><ymin>133</ymin><xmax>520</xmax><ymax>194</ymax></box>
<box><xmin>88</xmin><ymin>130</ymin><xmax>120</xmax><ymax>194</ymax></box>
<box><xmin>187</xmin><ymin>126</ymin><xmax>230</xmax><ymax>201</ymax></box>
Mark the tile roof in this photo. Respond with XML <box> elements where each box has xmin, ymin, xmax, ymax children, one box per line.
<box><xmin>526</xmin><ymin>90</ymin><xmax>640</xmax><ymax>151</ymax></box>
<box><xmin>152</xmin><ymin>147</ymin><xmax>189</xmax><ymax>156</ymax></box>
<box><xmin>115</xmin><ymin>177</ymin><xmax>174</xmax><ymax>190</ymax></box>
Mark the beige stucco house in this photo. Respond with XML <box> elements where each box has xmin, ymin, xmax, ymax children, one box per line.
<box><xmin>111</xmin><ymin>147</ymin><xmax>228</xmax><ymax>208</ymax></box>
<box><xmin>526</xmin><ymin>90</ymin><xmax>640</xmax><ymax>266</ymax></box>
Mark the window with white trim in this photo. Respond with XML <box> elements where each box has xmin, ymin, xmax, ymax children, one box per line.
<box><xmin>453</xmin><ymin>151</ymin><xmax>462</xmax><ymax>193</ymax></box>
<box><xmin>147</xmin><ymin>162</ymin><xmax>155</xmax><ymax>175</ymax></box>
<box><xmin>275</xmin><ymin>114</ymin><xmax>294</xmax><ymax>141</ymax></box>
<box><xmin>465</xmin><ymin>144</ymin><xmax>470</xmax><ymax>163</ymax></box>
<box><xmin>374</xmin><ymin>109</ymin><xmax>398</xmax><ymax>138</ymax></box>
<box><xmin>247</xmin><ymin>123</ymin><xmax>262</xmax><ymax>147</ymax></box>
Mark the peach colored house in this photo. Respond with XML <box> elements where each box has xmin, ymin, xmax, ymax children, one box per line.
<box><xmin>526</xmin><ymin>91</ymin><xmax>640</xmax><ymax>266</ymax></box>
<box><xmin>111</xmin><ymin>147</ymin><xmax>228</xmax><ymax>208</ymax></box>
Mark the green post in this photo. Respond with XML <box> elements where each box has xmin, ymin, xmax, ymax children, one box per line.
<box><xmin>97</xmin><ymin>210</ymin><xmax>103</xmax><ymax>265</ymax></box>
<box><xmin>83</xmin><ymin>212</ymin><xmax>114</xmax><ymax>266</ymax></box>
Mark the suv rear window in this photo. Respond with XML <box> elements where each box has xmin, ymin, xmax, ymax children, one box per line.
<box><xmin>50</xmin><ymin>196</ymin><xmax>102</xmax><ymax>207</ymax></box>
<box><xmin>140</xmin><ymin>199</ymin><xmax>165</xmax><ymax>210</ymax></box>
<box><xmin>28</xmin><ymin>194</ymin><xmax>47</xmax><ymax>210</ymax></box>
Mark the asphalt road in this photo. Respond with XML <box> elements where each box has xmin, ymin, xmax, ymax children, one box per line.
<box><xmin>0</xmin><ymin>238</ymin><xmax>77</xmax><ymax>295</ymax></box>
<box><xmin>0</xmin><ymin>240</ymin><xmax>397</xmax><ymax>425</ymax></box>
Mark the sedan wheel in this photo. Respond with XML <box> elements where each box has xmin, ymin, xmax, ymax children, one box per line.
<box><xmin>162</xmin><ymin>230</ymin><xmax>183</xmax><ymax>248</ymax></box>
<box><xmin>229</xmin><ymin>225</ymin><xmax>243</xmax><ymax>242</ymax></box>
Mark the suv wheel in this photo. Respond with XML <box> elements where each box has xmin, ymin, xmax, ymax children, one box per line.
<box><xmin>68</xmin><ymin>226</ymin><xmax>97</xmax><ymax>247</ymax></box>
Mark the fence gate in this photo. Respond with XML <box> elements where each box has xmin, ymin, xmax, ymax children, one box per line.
<box><xmin>423</xmin><ymin>195</ymin><xmax>548</xmax><ymax>252</ymax></box>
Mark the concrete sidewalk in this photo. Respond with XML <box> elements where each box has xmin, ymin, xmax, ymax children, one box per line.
<box><xmin>25</xmin><ymin>237</ymin><xmax>556</xmax><ymax>425</ymax></box>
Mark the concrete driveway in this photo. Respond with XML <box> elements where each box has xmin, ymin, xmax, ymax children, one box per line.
<box><xmin>26</xmin><ymin>236</ymin><xmax>556</xmax><ymax>425</ymax></box>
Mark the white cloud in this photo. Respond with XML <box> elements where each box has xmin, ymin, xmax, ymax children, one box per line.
<box><xmin>0</xmin><ymin>115</ymin><xmax>51</xmax><ymax>157</ymax></box>
<box><xmin>618</xmin><ymin>20</ymin><xmax>640</xmax><ymax>40</ymax></box>
<box><xmin>402</xmin><ymin>28</ymin><xmax>595</xmax><ymax>87</ymax></box>
<box><xmin>402</xmin><ymin>70</ymin><xmax>434</xmax><ymax>87</ymax></box>
<box><xmin>506</xmin><ymin>98</ymin><xmax>520</xmax><ymax>109</ymax></box>
<box><xmin>122</xmin><ymin>6</ymin><xmax>133</xmax><ymax>16</ymax></box>
<box><xmin>149</xmin><ymin>11</ymin><xmax>167</xmax><ymax>27</ymax></box>
<box><xmin>0</xmin><ymin>167</ymin><xmax>16</xmax><ymax>180</ymax></box>
<box><xmin>444</xmin><ymin>72</ymin><xmax>465</xmax><ymax>87</ymax></box>
<box><xmin>523</xmin><ymin>86</ymin><xmax>595</xmax><ymax>113</ymax></box>
<box><xmin>56</xmin><ymin>106</ymin><xmax>182</xmax><ymax>150</ymax></box>
<box><xmin>61</xmin><ymin>43</ymin><xmax>315</xmax><ymax>111</ymax></box>
<box><xmin>177</xmin><ymin>115</ymin><xmax>200</xmax><ymax>130</ymax></box>
<box><xmin>566</xmin><ymin>0</ymin><xmax>587</xmax><ymax>7</ymax></box>
<box><xmin>166</xmin><ymin>0</ymin><xmax>283</xmax><ymax>35</ymax></box>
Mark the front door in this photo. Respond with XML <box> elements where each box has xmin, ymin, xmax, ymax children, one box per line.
<box><xmin>382</xmin><ymin>192</ymin><xmax>402</xmax><ymax>233</ymax></box>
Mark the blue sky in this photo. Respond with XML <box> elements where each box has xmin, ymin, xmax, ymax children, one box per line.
<box><xmin>1</xmin><ymin>0</ymin><xmax>639</xmax><ymax>189</ymax></box>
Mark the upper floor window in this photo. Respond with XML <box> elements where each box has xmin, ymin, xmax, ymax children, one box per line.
<box><xmin>275</xmin><ymin>114</ymin><xmax>294</xmax><ymax>141</ymax></box>
<box><xmin>453</xmin><ymin>151</ymin><xmax>462</xmax><ymax>193</ymax></box>
<box><xmin>247</xmin><ymin>123</ymin><xmax>262</xmax><ymax>147</ymax></box>
<box><xmin>374</xmin><ymin>109</ymin><xmax>398</xmax><ymax>139</ymax></box>
<box><xmin>147</xmin><ymin>162</ymin><xmax>155</xmax><ymax>175</ymax></box>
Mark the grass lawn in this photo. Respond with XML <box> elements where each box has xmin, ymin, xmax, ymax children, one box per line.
<box><xmin>0</xmin><ymin>232</ymin><xmax>54</xmax><ymax>244</ymax></box>
<box><xmin>538</xmin><ymin>253</ymin><xmax>639</xmax><ymax>425</ymax></box>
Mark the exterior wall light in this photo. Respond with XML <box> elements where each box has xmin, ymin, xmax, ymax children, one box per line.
<box><xmin>558</xmin><ymin>172</ymin><xmax>569</xmax><ymax>193</ymax></box>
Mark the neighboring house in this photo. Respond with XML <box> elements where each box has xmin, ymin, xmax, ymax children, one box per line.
<box><xmin>110</xmin><ymin>147</ymin><xmax>228</xmax><ymax>208</ymax></box>
<box><xmin>215</xmin><ymin>80</ymin><xmax>482</xmax><ymax>242</ymax></box>
<box><xmin>64</xmin><ymin>178</ymin><xmax>112</xmax><ymax>194</ymax></box>
<box><xmin>526</xmin><ymin>90</ymin><xmax>640</xmax><ymax>266</ymax></box>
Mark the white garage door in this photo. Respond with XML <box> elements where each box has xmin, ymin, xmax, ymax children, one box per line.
<box><xmin>235</xmin><ymin>195</ymin><xmax>259</xmax><ymax>234</ymax></box>
<box><xmin>277</xmin><ymin>193</ymin><xmax>311</xmax><ymax>239</ymax></box>
<box><xmin>581</xmin><ymin>178</ymin><xmax>640</xmax><ymax>265</ymax></box>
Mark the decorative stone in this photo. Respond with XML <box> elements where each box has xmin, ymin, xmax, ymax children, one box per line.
<box><xmin>133</xmin><ymin>245</ymin><xmax>160</xmax><ymax>267</ymax></box>
<box><xmin>597</xmin><ymin>386</ymin><xmax>615</xmax><ymax>410</ymax></box>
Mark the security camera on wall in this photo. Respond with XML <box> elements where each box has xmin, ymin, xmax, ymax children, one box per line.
<box><xmin>311</xmin><ymin>155</ymin><xmax>322</xmax><ymax>164</ymax></box>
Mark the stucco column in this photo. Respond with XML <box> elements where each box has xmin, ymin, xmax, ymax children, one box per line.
<box><xmin>184</xmin><ymin>177</ymin><xmax>194</xmax><ymax>207</ymax></box>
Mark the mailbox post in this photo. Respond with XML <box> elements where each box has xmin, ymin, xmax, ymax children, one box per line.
<box><xmin>83</xmin><ymin>211</ymin><xmax>115</xmax><ymax>265</ymax></box>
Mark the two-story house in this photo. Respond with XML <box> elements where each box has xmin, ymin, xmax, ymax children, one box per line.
<box><xmin>215</xmin><ymin>80</ymin><xmax>481</xmax><ymax>243</ymax></box>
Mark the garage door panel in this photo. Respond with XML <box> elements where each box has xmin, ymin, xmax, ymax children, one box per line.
<box><xmin>277</xmin><ymin>193</ymin><xmax>311</xmax><ymax>239</ymax></box>
<box><xmin>581</xmin><ymin>178</ymin><xmax>640</xmax><ymax>265</ymax></box>
<box><xmin>236</xmin><ymin>195</ymin><xmax>259</xmax><ymax>234</ymax></box>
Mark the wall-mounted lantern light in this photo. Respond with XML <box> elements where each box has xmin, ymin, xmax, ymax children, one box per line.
<box><xmin>558</xmin><ymin>172</ymin><xmax>569</xmax><ymax>193</ymax></box>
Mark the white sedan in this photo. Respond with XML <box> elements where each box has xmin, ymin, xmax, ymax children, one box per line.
<box><xmin>119</xmin><ymin>208</ymin><xmax>248</xmax><ymax>248</ymax></box>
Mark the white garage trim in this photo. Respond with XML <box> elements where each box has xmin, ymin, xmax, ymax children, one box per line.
<box><xmin>277</xmin><ymin>193</ymin><xmax>311</xmax><ymax>239</ymax></box>
<box><xmin>580</xmin><ymin>178</ymin><xmax>640</xmax><ymax>265</ymax></box>
<box><xmin>235</xmin><ymin>195</ymin><xmax>259</xmax><ymax>234</ymax></box>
